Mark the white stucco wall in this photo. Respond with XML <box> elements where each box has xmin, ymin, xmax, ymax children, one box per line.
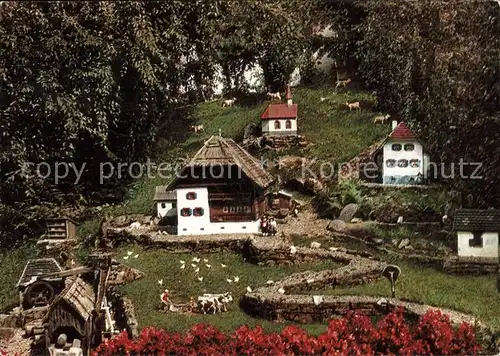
<box><xmin>457</xmin><ymin>231</ymin><xmax>499</xmax><ymax>258</ymax></box>
<box><xmin>177</xmin><ymin>187</ymin><xmax>211</xmax><ymax>236</ymax></box>
<box><xmin>262</xmin><ymin>118</ymin><xmax>297</xmax><ymax>135</ymax></box>
<box><xmin>157</xmin><ymin>201</ymin><xmax>175</xmax><ymax>218</ymax></box>
<box><xmin>382</xmin><ymin>139</ymin><xmax>424</xmax><ymax>184</ymax></box>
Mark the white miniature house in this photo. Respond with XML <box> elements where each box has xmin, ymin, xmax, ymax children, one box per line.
<box><xmin>453</xmin><ymin>209</ymin><xmax>500</xmax><ymax>259</ymax></box>
<box><xmin>260</xmin><ymin>85</ymin><xmax>298</xmax><ymax>136</ymax></box>
<box><xmin>375</xmin><ymin>120</ymin><xmax>430</xmax><ymax>185</ymax></box>
<box><xmin>154</xmin><ymin>135</ymin><xmax>275</xmax><ymax>236</ymax></box>
<box><xmin>154</xmin><ymin>187</ymin><xmax>177</xmax><ymax>218</ymax></box>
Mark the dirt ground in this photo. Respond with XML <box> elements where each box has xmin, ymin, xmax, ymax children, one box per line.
<box><xmin>277</xmin><ymin>206</ymin><xmax>329</xmax><ymax>238</ymax></box>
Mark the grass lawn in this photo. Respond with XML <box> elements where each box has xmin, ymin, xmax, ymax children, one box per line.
<box><xmin>0</xmin><ymin>245</ymin><xmax>37</xmax><ymax>311</ymax></box>
<box><xmin>115</xmin><ymin>245</ymin><xmax>340</xmax><ymax>335</ymax></box>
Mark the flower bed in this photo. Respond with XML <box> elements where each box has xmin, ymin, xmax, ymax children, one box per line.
<box><xmin>94</xmin><ymin>308</ymin><xmax>480</xmax><ymax>355</ymax></box>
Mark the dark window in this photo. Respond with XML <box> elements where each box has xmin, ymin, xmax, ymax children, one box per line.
<box><xmin>193</xmin><ymin>207</ymin><xmax>204</xmax><ymax>216</ymax></box>
<box><xmin>274</xmin><ymin>120</ymin><xmax>281</xmax><ymax>129</ymax></box>
<box><xmin>404</xmin><ymin>143</ymin><xmax>415</xmax><ymax>151</ymax></box>
<box><xmin>242</xmin><ymin>226</ymin><xmax>247</xmax><ymax>229</ymax></box>
<box><xmin>200</xmin><ymin>228</ymin><xmax>204</xmax><ymax>231</ymax></box>
<box><xmin>181</xmin><ymin>208</ymin><xmax>192</xmax><ymax>217</ymax></box>
<box><xmin>160</xmin><ymin>203</ymin><xmax>166</xmax><ymax>209</ymax></box>
<box><xmin>172</xmin><ymin>202</ymin><xmax>177</xmax><ymax>208</ymax></box>
<box><xmin>392</xmin><ymin>144</ymin><xmax>402</xmax><ymax>151</ymax></box>
<box><xmin>469</xmin><ymin>232</ymin><xmax>483</xmax><ymax>247</ymax></box>
<box><xmin>409</xmin><ymin>159</ymin><xmax>420</xmax><ymax>168</ymax></box>
<box><xmin>285</xmin><ymin>120</ymin><xmax>292</xmax><ymax>129</ymax></box>
<box><xmin>186</xmin><ymin>192</ymin><xmax>197</xmax><ymax>200</ymax></box>
<box><xmin>386</xmin><ymin>159</ymin><xmax>396</xmax><ymax>168</ymax></box>
<box><xmin>220</xmin><ymin>226</ymin><xmax>225</xmax><ymax>230</ymax></box>
<box><xmin>397</xmin><ymin>159</ymin><xmax>409</xmax><ymax>168</ymax></box>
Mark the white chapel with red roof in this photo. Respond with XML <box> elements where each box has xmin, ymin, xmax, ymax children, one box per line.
<box><xmin>375</xmin><ymin>120</ymin><xmax>430</xmax><ymax>185</ymax></box>
<box><xmin>260</xmin><ymin>85</ymin><xmax>298</xmax><ymax>136</ymax></box>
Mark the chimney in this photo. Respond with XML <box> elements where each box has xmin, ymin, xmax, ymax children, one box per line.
<box><xmin>286</xmin><ymin>85</ymin><xmax>292</xmax><ymax>107</ymax></box>
<box><xmin>392</xmin><ymin>120</ymin><xmax>398</xmax><ymax>130</ymax></box>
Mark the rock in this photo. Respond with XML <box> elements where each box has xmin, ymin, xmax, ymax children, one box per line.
<box><xmin>372</xmin><ymin>238</ymin><xmax>384</xmax><ymax>245</ymax></box>
<box><xmin>327</xmin><ymin>220</ymin><xmax>347</xmax><ymax>232</ymax></box>
<box><xmin>392</xmin><ymin>239</ymin><xmax>400</xmax><ymax>247</ymax></box>
<box><xmin>279</xmin><ymin>156</ymin><xmax>306</xmax><ymax>170</ymax></box>
<box><xmin>243</xmin><ymin>123</ymin><xmax>259</xmax><ymax>140</ymax></box>
<box><xmin>398</xmin><ymin>238</ymin><xmax>410</xmax><ymax>249</ymax></box>
<box><xmin>404</xmin><ymin>245</ymin><xmax>414</xmax><ymax>251</ymax></box>
<box><xmin>304</xmin><ymin>178</ymin><xmax>324</xmax><ymax>194</ymax></box>
<box><xmin>339</xmin><ymin>204</ymin><xmax>360</xmax><ymax>223</ymax></box>
<box><xmin>350</xmin><ymin>217</ymin><xmax>362</xmax><ymax>223</ymax></box>
<box><xmin>310</xmin><ymin>242</ymin><xmax>321</xmax><ymax>249</ymax></box>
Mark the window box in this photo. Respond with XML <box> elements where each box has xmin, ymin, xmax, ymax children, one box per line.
<box><xmin>392</xmin><ymin>144</ymin><xmax>402</xmax><ymax>151</ymax></box>
<box><xmin>397</xmin><ymin>159</ymin><xmax>409</xmax><ymax>168</ymax></box>
<box><xmin>409</xmin><ymin>159</ymin><xmax>420</xmax><ymax>168</ymax></box>
<box><xmin>180</xmin><ymin>208</ymin><xmax>192</xmax><ymax>217</ymax></box>
<box><xmin>193</xmin><ymin>207</ymin><xmax>204</xmax><ymax>216</ymax></box>
<box><xmin>386</xmin><ymin>159</ymin><xmax>396</xmax><ymax>168</ymax></box>
<box><xmin>186</xmin><ymin>192</ymin><xmax>197</xmax><ymax>200</ymax></box>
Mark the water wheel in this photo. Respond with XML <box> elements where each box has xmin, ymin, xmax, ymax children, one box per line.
<box><xmin>24</xmin><ymin>281</ymin><xmax>55</xmax><ymax>308</ymax></box>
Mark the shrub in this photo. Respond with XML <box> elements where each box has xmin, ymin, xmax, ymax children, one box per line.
<box><xmin>94</xmin><ymin>308</ymin><xmax>481</xmax><ymax>355</ymax></box>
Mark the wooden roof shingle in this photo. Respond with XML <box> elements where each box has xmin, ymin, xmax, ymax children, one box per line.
<box><xmin>154</xmin><ymin>186</ymin><xmax>176</xmax><ymax>201</ymax></box>
<box><xmin>454</xmin><ymin>209</ymin><xmax>500</xmax><ymax>232</ymax></box>
<box><xmin>17</xmin><ymin>258</ymin><xmax>63</xmax><ymax>287</ymax></box>
<box><xmin>168</xmin><ymin>136</ymin><xmax>275</xmax><ymax>189</ymax></box>
<box><xmin>50</xmin><ymin>277</ymin><xmax>96</xmax><ymax>322</ymax></box>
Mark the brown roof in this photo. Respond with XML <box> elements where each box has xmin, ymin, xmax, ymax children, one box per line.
<box><xmin>168</xmin><ymin>136</ymin><xmax>275</xmax><ymax>189</ymax></box>
<box><xmin>50</xmin><ymin>277</ymin><xmax>96</xmax><ymax>322</ymax></box>
<box><xmin>154</xmin><ymin>186</ymin><xmax>176</xmax><ymax>201</ymax></box>
<box><xmin>17</xmin><ymin>258</ymin><xmax>63</xmax><ymax>287</ymax></box>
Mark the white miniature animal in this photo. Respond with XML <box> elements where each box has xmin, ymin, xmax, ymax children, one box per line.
<box><xmin>320</xmin><ymin>97</ymin><xmax>327</xmax><ymax>102</ymax></box>
<box><xmin>313</xmin><ymin>295</ymin><xmax>323</xmax><ymax>305</ymax></box>
<box><xmin>203</xmin><ymin>258</ymin><xmax>209</xmax><ymax>263</ymax></box>
<box><xmin>266</xmin><ymin>92</ymin><xmax>281</xmax><ymax>101</ymax></box>
<box><xmin>133</xmin><ymin>254</ymin><xmax>139</xmax><ymax>259</ymax></box>
<box><xmin>290</xmin><ymin>245</ymin><xmax>297</xmax><ymax>255</ymax></box>
<box><xmin>222</xmin><ymin>97</ymin><xmax>237</xmax><ymax>107</ymax></box>
<box><xmin>233</xmin><ymin>276</ymin><xmax>240</xmax><ymax>283</ymax></box>
<box><xmin>190</xmin><ymin>125</ymin><xmax>204</xmax><ymax>133</ymax></box>
<box><xmin>130</xmin><ymin>221</ymin><xmax>141</xmax><ymax>229</ymax></box>
<box><xmin>127</xmin><ymin>251</ymin><xmax>133</xmax><ymax>256</ymax></box>
<box><xmin>346</xmin><ymin>101</ymin><xmax>361</xmax><ymax>111</ymax></box>
<box><xmin>246</xmin><ymin>286</ymin><xmax>253</xmax><ymax>293</ymax></box>
<box><xmin>191</xmin><ymin>263</ymin><xmax>197</xmax><ymax>268</ymax></box>
<box><xmin>329</xmin><ymin>247</ymin><xmax>339</xmax><ymax>252</ymax></box>
<box><xmin>226</xmin><ymin>278</ymin><xmax>233</xmax><ymax>283</ymax></box>
<box><xmin>278</xmin><ymin>288</ymin><xmax>285</xmax><ymax>294</ymax></box>
<box><xmin>123</xmin><ymin>256</ymin><xmax>129</xmax><ymax>260</ymax></box>
<box><xmin>335</xmin><ymin>78</ymin><xmax>351</xmax><ymax>89</ymax></box>
<box><xmin>180</xmin><ymin>260</ymin><xmax>185</xmax><ymax>264</ymax></box>
<box><xmin>192</xmin><ymin>257</ymin><xmax>201</xmax><ymax>263</ymax></box>
<box><xmin>310</xmin><ymin>242</ymin><xmax>321</xmax><ymax>249</ymax></box>
<box><xmin>266</xmin><ymin>280</ymin><xmax>274</xmax><ymax>285</ymax></box>
<box><xmin>373</xmin><ymin>114</ymin><xmax>390</xmax><ymax>124</ymax></box>
<box><xmin>158</xmin><ymin>279</ymin><xmax>163</xmax><ymax>286</ymax></box>
<box><xmin>197</xmin><ymin>276</ymin><xmax>203</xmax><ymax>282</ymax></box>
<box><xmin>195</xmin><ymin>267</ymin><xmax>200</xmax><ymax>273</ymax></box>
<box><xmin>221</xmin><ymin>263</ymin><xmax>227</xmax><ymax>268</ymax></box>
<box><xmin>205</xmin><ymin>264</ymin><xmax>212</xmax><ymax>268</ymax></box>
<box><xmin>180</xmin><ymin>264</ymin><xmax>185</xmax><ymax>270</ymax></box>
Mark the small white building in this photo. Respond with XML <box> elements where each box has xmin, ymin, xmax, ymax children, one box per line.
<box><xmin>375</xmin><ymin>120</ymin><xmax>430</xmax><ymax>185</ymax></box>
<box><xmin>260</xmin><ymin>86</ymin><xmax>298</xmax><ymax>136</ymax></box>
<box><xmin>156</xmin><ymin>135</ymin><xmax>275</xmax><ymax>236</ymax></box>
<box><xmin>453</xmin><ymin>209</ymin><xmax>500</xmax><ymax>259</ymax></box>
<box><xmin>153</xmin><ymin>187</ymin><xmax>177</xmax><ymax>218</ymax></box>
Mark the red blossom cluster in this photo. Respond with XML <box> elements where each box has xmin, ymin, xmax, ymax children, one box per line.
<box><xmin>94</xmin><ymin>308</ymin><xmax>480</xmax><ymax>355</ymax></box>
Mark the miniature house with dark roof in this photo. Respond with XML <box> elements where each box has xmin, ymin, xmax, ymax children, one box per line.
<box><xmin>154</xmin><ymin>187</ymin><xmax>177</xmax><ymax>218</ymax></box>
<box><xmin>260</xmin><ymin>85</ymin><xmax>298</xmax><ymax>136</ymax></box>
<box><xmin>156</xmin><ymin>134</ymin><xmax>275</xmax><ymax>236</ymax></box>
<box><xmin>453</xmin><ymin>209</ymin><xmax>500</xmax><ymax>259</ymax></box>
<box><xmin>374</xmin><ymin>120</ymin><xmax>430</xmax><ymax>185</ymax></box>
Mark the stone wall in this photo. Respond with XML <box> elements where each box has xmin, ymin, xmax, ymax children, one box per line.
<box><xmin>443</xmin><ymin>257</ymin><xmax>499</xmax><ymax>275</ymax></box>
<box><xmin>0</xmin><ymin>307</ymin><xmax>48</xmax><ymax>329</ymax></box>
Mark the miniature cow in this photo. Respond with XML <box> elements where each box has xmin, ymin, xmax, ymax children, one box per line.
<box><xmin>266</xmin><ymin>92</ymin><xmax>281</xmax><ymax>101</ymax></box>
<box><xmin>222</xmin><ymin>97</ymin><xmax>237</xmax><ymax>107</ymax></box>
<box><xmin>197</xmin><ymin>292</ymin><xmax>232</xmax><ymax>314</ymax></box>
<box><xmin>373</xmin><ymin>114</ymin><xmax>390</xmax><ymax>124</ymax></box>
<box><xmin>190</xmin><ymin>124</ymin><xmax>204</xmax><ymax>133</ymax></box>
<box><xmin>346</xmin><ymin>101</ymin><xmax>361</xmax><ymax>111</ymax></box>
<box><xmin>335</xmin><ymin>78</ymin><xmax>351</xmax><ymax>89</ymax></box>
